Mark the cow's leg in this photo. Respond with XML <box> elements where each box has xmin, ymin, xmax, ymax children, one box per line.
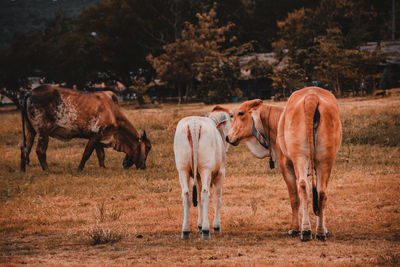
<box><xmin>36</xmin><ymin>134</ymin><xmax>49</xmax><ymax>170</ymax></box>
<box><xmin>293</xmin><ymin>158</ymin><xmax>312</xmax><ymax>241</ymax></box>
<box><xmin>212</xmin><ymin>169</ymin><xmax>225</xmax><ymax>234</ymax></box>
<box><xmin>280</xmin><ymin>158</ymin><xmax>300</xmax><ymax>237</ymax></box>
<box><xmin>179</xmin><ymin>170</ymin><xmax>191</xmax><ymax>239</ymax></box>
<box><xmin>25</xmin><ymin>127</ymin><xmax>36</xmax><ymax>165</ymax></box>
<box><xmin>20</xmin><ymin>123</ymin><xmax>36</xmax><ymax>171</ymax></box>
<box><xmin>315</xmin><ymin>162</ymin><xmax>333</xmax><ymax>241</ymax></box>
<box><xmin>196</xmin><ymin>176</ymin><xmax>203</xmax><ymax>233</ymax></box>
<box><xmin>78</xmin><ymin>137</ymin><xmax>98</xmax><ymax>170</ymax></box>
<box><xmin>95</xmin><ymin>143</ymin><xmax>106</xmax><ymax>168</ymax></box>
<box><xmin>200</xmin><ymin>170</ymin><xmax>212</xmax><ymax>239</ymax></box>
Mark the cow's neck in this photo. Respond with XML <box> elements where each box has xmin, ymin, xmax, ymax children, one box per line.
<box><xmin>118</xmin><ymin>114</ymin><xmax>140</xmax><ymax>140</ymax></box>
<box><xmin>246</xmin><ymin>105</ymin><xmax>283</xmax><ymax>169</ymax></box>
<box><xmin>245</xmin><ymin>137</ymin><xmax>270</xmax><ymax>159</ymax></box>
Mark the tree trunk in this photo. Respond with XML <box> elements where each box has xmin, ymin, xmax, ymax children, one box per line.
<box><xmin>178</xmin><ymin>86</ymin><xmax>181</xmax><ymax>105</ymax></box>
<box><xmin>184</xmin><ymin>84</ymin><xmax>189</xmax><ymax>103</ymax></box>
<box><xmin>137</xmin><ymin>94</ymin><xmax>145</xmax><ymax>106</ymax></box>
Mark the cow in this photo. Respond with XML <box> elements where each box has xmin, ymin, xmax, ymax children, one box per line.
<box><xmin>20</xmin><ymin>85</ymin><xmax>151</xmax><ymax>171</ymax></box>
<box><xmin>174</xmin><ymin>106</ymin><xmax>233</xmax><ymax>239</ymax></box>
<box><xmin>226</xmin><ymin>87</ymin><xmax>342</xmax><ymax>241</ymax></box>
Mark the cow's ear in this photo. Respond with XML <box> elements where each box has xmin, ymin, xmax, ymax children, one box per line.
<box><xmin>216</xmin><ymin>113</ymin><xmax>228</xmax><ymax>129</ymax></box>
<box><xmin>216</xmin><ymin>120</ymin><xmax>227</xmax><ymax>130</ymax></box>
<box><xmin>249</xmin><ymin>99</ymin><xmax>263</xmax><ymax>109</ymax></box>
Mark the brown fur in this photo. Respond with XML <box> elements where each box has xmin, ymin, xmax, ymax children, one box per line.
<box><xmin>228</xmin><ymin>99</ymin><xmax>283</xmax><ymax>145</ymax></box>
<box><xmin>227</xmin><ymin>87</ymin><xmax>342</xmax><ymax>240</ymax></box>
<box><xmin>20</xmin><ymin>85</ymin><xmax>151</xmax><ymax>171</ymax></box>
<box><xmin>211</xmin><ymin>105</ymin><xmax>230</xmax><ymax>113</ymax></box>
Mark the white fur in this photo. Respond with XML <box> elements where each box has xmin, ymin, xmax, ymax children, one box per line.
<box><xmin>55</xmin><ymin>96</ymin><xmax>78</xmax><ymax>129</ymax></box>
<box><xmin>174</xmin><ymin>112</ymin><xmax>232</xmax><ymax>239</ymax></box>
<box><xmin>245</xmin><ymin>137</ymin><xmax>270</xmax><ymax>159</ymax></box>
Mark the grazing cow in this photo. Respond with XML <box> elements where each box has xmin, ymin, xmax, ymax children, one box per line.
<box><xmin>226</xmin><ymin>87</ymin><xmax>342</xmax><ymax>241</ymax></box>
<box><xmin>20</xmin><ymin>85</ymin><xmax>151</xmax><ymax>171</ymax></box>
<box><xmin>174</xmin><ymin>106</ymin><xmax>232</xmax><ymax>239</ymax></box>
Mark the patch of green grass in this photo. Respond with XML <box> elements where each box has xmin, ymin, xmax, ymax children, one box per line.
<box><xmin>342</xmin><ymin>113</ymin><xmax>400</xmax><ymax>146</ymax></box>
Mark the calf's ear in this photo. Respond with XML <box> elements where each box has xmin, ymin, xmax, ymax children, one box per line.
<box><xmin>216</xmin><ymin>120</ymin><xmax>227</xmax><ymax>130</ymax></box>
<box><xmin>216</xmin><ymin>113</ymin><xmax>228</xmax><ymax>129</ymax></box>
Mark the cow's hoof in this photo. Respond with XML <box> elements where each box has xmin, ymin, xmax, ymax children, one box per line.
<box><xmin>213</xmin><ymin>227</ymin><xmax>220</xmax><ymax>234</ymax></box>
<box><xmin>198</xmin><ymin>226</ymin><xmax>202</xmax><ymax>233</ymax></box>
<box><xmin>288</xmin><ymin>230</ymin><xmax>300</xmax><ymax>237</ymax></box>
<box><xmin>202</xmin><ymin>229</ymin><xmax>210</xmax><ymax>239</ymax></box>
<box><xmin>301</xmin><ymin>230</ymin><xmax>312</xmax><ymax>242</ymax></box>
<box><xmin>181</xmin><ymin>231</ymin><xmax>190</xmax><ymax>240</ymax></box>
<box><xmin>315</xmin><ymin>234</ymin><xmax>326</xmax><ymax>242</ymax></box>
<box><xmin>326</xmin><ymin>231</ymin><xmax>330</xmax><ymax>238</ymax></box>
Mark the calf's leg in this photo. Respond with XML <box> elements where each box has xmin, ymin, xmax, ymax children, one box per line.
<box><xmin>200</xmin><ymin>170</ymin><xmax>212</xmax><ymax>239</ymax></box>
<box><xmin>196</xmin><ymin>176</ymin><xmax>203</xmax><ymax>233</ymax></box>
<box><xmin>179</xmin><ymin>170</ymin><xmax>191</xmax><ymax>239</ymax></box>
<box><xmin>212</xmin><ymin>169</ymin><xmax>224</xmax><ymax>234</ymax></box>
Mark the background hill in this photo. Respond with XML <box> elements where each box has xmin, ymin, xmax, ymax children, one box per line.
<box><xmin>0</xmin><ymin>0</ymin><xmax>101</xmax><ymax>48</ymax></box>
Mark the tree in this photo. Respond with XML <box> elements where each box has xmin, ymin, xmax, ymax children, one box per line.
<box><xmin>0</xmin><ymin>31</ymin><xmax>40</xmax><ymax>108</ymax></box>
<box><xmin>273</xmin><ymin>0</ymin><xmax>384</xmax><ymax>95</ymax></box>
<box><xmin>148</xmin><ymin>3</ymin><xmax>251</xmax><ymax>103</ymax></box>
<box><xmin>129</xmin><ymin>77</ymin><xmax>149</xmax><ymax>106</ymax></box>
<box><xmin>270</xmin><ymin>57</ymin><xmax>305</xmax><ymax>97</ymax></box>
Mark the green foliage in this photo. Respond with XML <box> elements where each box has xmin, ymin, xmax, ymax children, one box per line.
<box><xmin>148</xmin><ymin>3</ymin><xmax>251</xmax><ymax>103</ymax></box>
<box><xmin>342</xmin><ymin>113</ymin><xmax>400</xmax><ymax>147</ymax></box>
<box><xmin>129</xmin><ymin>77</ymin><xmax>149</xmax><ymax>106</ymax></box>
<box><xmin>0</xmin><ymin>0</ymin><xmax>397</xmax><ymax>104</ymax></box>
<box><xmin>273</xmin><ymin>0</ymin><xmax>384</xmax><ymax>95</ymax></box>
<box><xmin>270</xmin><ymin>57</ymin><xmax>305</xmax><ymax>97</ymax></box>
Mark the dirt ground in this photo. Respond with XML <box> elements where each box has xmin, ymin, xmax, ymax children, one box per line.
<box><xmin>0</xmin><ymin>95</ymin><xmax>399</xmax><ymax>266</ymax></box>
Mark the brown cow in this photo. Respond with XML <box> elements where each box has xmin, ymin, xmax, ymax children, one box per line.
<box><xmin>226</xmin><ymin>87</ymin><xmax>342</xmax><ymax>241</ymax></box>
<box><xmin>20</xmin><ymin>85</ymin><xmax>151</xmax><ymax>171</ymax></box>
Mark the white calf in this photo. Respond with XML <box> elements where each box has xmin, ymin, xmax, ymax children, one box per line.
<box><xmin>174</xmin><ymin>106</ymin><xmax>232</xmax><ymax>239</ymax></box>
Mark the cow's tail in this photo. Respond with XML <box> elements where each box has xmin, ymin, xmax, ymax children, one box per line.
<box><xmin>20</xmin><ymin>91</ymin><xmax>31</xmax><ymax>172</ymax></box>
<box><xmin>188</xmin><ymin>120</ymin><xmax>201</xmax><ymax>207</ymax></box>
<box><xmin>304</xmin><ymin>94</ymin><xmax>320</xmax><ymax>216</ymax></box>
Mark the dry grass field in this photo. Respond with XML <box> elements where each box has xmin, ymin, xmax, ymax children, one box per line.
<box><xmin>0</xmin><ymin>93</ymin><xmax>399</xmax><ymax>266</ymax></box>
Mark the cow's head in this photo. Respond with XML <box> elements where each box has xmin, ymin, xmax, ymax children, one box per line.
<box><xmin>123</xmin><ymin>130</ymin><xmax>151</xmax><ymax>170</ymax></box>
<box><xmin>208</xmin><ymin>105</ymin><xmax>233</xmax><ymax>151</ymax></box>
<box><xmin>226</xmin><ymin>99</ymin><xmax>262</xmax><ymax>146</ymax></box>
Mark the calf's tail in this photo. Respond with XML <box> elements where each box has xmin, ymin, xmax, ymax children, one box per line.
<box><xmin>304</xmin><ymin>94</ymin><xmax>320</xmax><ymax>215</ymax></box>
<box><xmin>187</xmin><ymin>120</ymin><xmax>201</xmax><ymax>207</ymax></box>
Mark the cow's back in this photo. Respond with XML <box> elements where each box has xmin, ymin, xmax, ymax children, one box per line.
<box><xmin>27</xmin><ymin>85</ymin><xmax>119</xmax><ymax>140</ymax></box>
<box><xmin>278</xmin><ymin>87</ymin><xmax>342</xmax><ymax>161</ymax></box>
<box><xmin>174</xmin><ymin>117</ymin><xmax>225</xmax><ymax>174</ymax></box>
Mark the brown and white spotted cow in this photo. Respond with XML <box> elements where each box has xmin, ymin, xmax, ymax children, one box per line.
<box><xmin>20</xmin><ymin>85</ymin><xmax>151</xmax><ymax>171</ymax></box>
<box><xmin>226</xmin><ymin>87</ymin><xmax>342</xmax><ymax>241</ymax></box>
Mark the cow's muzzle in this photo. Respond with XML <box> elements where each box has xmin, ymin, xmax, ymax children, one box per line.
<box><xmin>123</xmin><ymin>155</ymin><xmax>134</xmax><ymax>169</ymax></box>
<box><xmin>226</xmin><ymin>136</ymin><xmax>239</xmax><ymax>146</ymax></box>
